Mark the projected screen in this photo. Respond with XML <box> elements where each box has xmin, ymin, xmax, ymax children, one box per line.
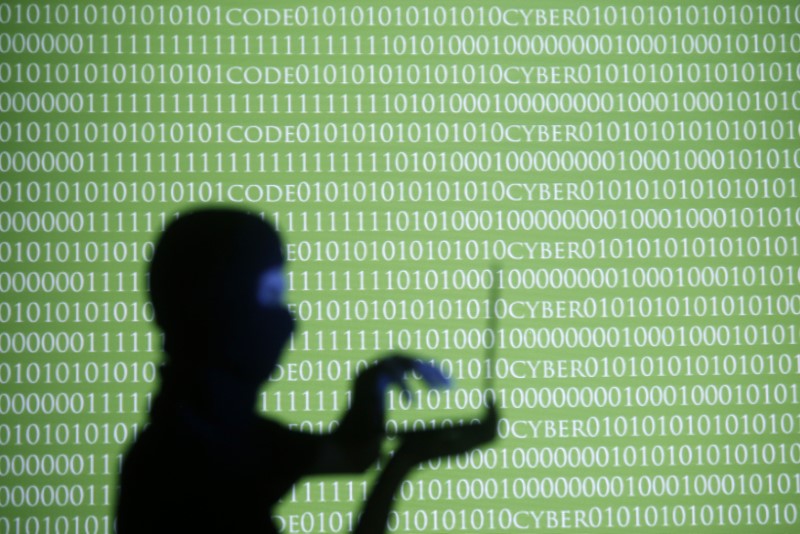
<box><xmin>2</xmin><ymin>0</ymin><xmax>800</xmax><ymax>532</ymax></box>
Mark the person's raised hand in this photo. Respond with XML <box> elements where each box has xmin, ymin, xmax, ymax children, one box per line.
<box><xmin>343</xmin><ymin>354</ymin><xmax>450</xmax><ymax>437</ymax></box>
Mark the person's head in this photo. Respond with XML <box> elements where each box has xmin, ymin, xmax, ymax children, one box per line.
<box><xmin>149</xmin><ymin>208</ymin><xmax>293</xmax><ymax>382</ymax></box>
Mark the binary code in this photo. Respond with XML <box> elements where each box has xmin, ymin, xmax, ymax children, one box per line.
<box><xmin>1</xmin><ymin>0</ymin><xmax>799</xmax><ymax>532</ymax></box>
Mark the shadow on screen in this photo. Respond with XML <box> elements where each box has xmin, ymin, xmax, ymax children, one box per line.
<box><xmin>114</xmin><ymin>208</ymin><xmax>496</xmax><ymax>534</ymax></box>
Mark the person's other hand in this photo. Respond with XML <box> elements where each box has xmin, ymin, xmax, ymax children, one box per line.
<box><xmin>394</xmin><ymin>400</ymin><xmax>497</xmax><ymax>466</ymax></box>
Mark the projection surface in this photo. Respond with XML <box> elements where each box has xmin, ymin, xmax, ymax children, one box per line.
<box><xmin>1</xmin><ymin>1</ymin><xmax>799</xmax><ymax>532</ymax></box>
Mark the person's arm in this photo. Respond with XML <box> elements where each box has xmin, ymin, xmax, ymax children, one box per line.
<box><xmin>256</xmin><ymin>354</ymin><xmax>496</xmax><ymax>534</ymax></box>
<box><xmin>252</xmin><ymin>415</ymin><xmax>374</xmax><ymax>478</ymax></box>
<box><xmin>354</xmin><ymin>401</ymin><xmax>498</xmax><ymax>534</ymax></box>
<box><xmin>271</xmin><ymin>355</ymin><xmax>450</xmax><ymax>475</ymax></box>
<box><xmin>303</xmin><ymin>424</ymin><xmax>381</xmax><ymax>474</ymax></box>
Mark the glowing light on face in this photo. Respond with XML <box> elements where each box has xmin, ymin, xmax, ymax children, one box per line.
<box><xmin>257</xmin><ymin>266</ymin><xmax>286</xmax><ymax>308</ymax></box>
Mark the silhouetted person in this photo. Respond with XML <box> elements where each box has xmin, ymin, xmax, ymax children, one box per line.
<box><xmin>116</xmin><ymin>208</ymin><xmax>495</xmax><ymax>534</ymax></box>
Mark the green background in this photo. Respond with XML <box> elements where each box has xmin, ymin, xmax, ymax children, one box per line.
<box><xmin>1</xmin><ymin>1</ymin><xmax>799</xmax><ymax>532</ymax></box>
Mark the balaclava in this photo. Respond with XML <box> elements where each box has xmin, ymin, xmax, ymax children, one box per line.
<box><xmin>148</xmin><ymin>208</ymin><xmax>294</xmax><ymax>386</ymax></box>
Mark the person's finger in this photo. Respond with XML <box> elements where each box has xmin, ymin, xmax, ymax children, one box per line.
<box><xmin>372</xmin><ymin>355</ymin><xmax>451</xmax><ymax>403</ymax></box>
<box><xmin>385</xmin><ymin>356</ymin><xmax>413</xmax><ymax>400</ymax></box>
<box><xmin>410</xmin><ymin>360</ymin><xmax>451</xmax><ymax>389</ymax></box>
<box><xmin>380</xmin><ymin>358</ymin><xmax>412</xmax><ymax>400</ymax></box>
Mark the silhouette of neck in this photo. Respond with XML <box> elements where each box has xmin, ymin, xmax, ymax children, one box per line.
<box><xmin>155</xmin><ymin>340</ymin><xmax>261</xmax><ymax>429</ymax></box>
